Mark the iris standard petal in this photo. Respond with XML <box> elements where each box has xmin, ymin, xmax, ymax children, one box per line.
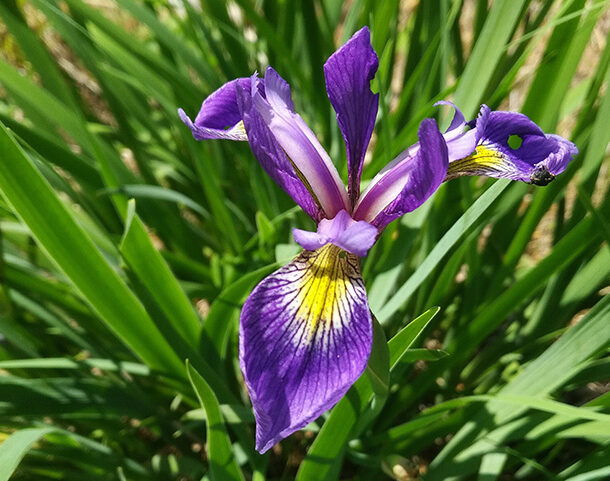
<box><xmin>353</xmin><ymin>118</ymin><xmax>448</xmax><ymax>229</ymax></box>
<box><xmin>324</xmin><ymin>26</ymin><xmax>379</xmax><ymax>207</ymax></box>
<box><xmin>252</xmin><ymin>67</ymin><xmax>349</xmax><ymax>218</ymax></box>
<box><xmin>240</xmin><ymin>244</ymin><xmax>372</xmax><ymax>452</ymax></box>
<box><xmin>447</xmin><ymin>110</ymin><xmax>578</xmax><ymax>185</ymax></box>
<box><xmin>237</xmin><ymin>81</ymin><xmax>323</xmax><ymax>220</ymax></box>
<box><xmin>179</xmin><ymin>77</ymin><xmax>253</xmax><ymax>141</ymax></box>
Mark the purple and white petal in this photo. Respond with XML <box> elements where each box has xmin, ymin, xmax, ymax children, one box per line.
<box><xmin>353</xmin><ymin>119</ymin><xmax>448</xmax><ymax>229</ymax></box>
<box><xmin>435</xmin><ymin>100</ymin><xmax>466</xmax><ymax>138</ymax></box>
<box><xmin>293</xmin><ymin>210</ymin><xmax>378</xmax><ymax>257</ymax></box>
<box><xmin>253</xmin><ymin>67</ymin><xmax>349</xmax><ymax>218</ymax></box>
<box><xmin>237</xmin><ymin>79</ymin><xmax>322</xmax><ymax>220</ymax></box>
<box><xmin>292</xmin><ymin>228</ymin><xmax>328</xmax><ymax>252</ymax></box>
<box><xmin>240</xmin><ymin>244</ymin><xmax>372</xmax><ymax>452</ymax></box>
<box><xmin>179</xmin><ymin>78</ymin><xmax>253</xmax><ymax>141</ymax></box>
<box><xmin>324</xmin><ymin>26</ymin><xmax>379</xmax><ymax>207</ymax></box>
<box><xmin>435</xmin><ymin>102</ymin><xmax>489</xmax><ymax>161</ymax></box>
<box><xmin>447</xmin><ymin>110</ymin><xmax>578</xmax><ymax>185</ymax></box>
<box><xmin>334</xmin><ymin>221</ymin><xmax>379</xmax><ymax>257</ymax></box>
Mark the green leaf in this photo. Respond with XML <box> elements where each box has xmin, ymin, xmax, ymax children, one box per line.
<box><xmin>0</xmin><ymin>427</ymin><xmax>55</xmax><ymax>481</ymax></box>
<box><xmin>201</xmin><ymin>263</ymin><xmax>278</xmax><ymax>368</ymax></box>
<box><xmin>426</xmin><ymin>295</ymin><xmax>610</xmax><ymax>480</ymax></box>
<box><xmin>365</xmin><ymin>318</ymin><xmax>390</xmax><ymax>396</ymax></box>
<box><xmin>0</xmin><ymin>357</ymin><xmax>149</xmax><ymax>375</ymax></box>
<box><xmin>397</xmin><ymin>348</ymin><xmax>449</xmax><ymax>362</ymax></box>
<box><xmin>0</xmin><ymin>2</ymin><xmax>77</xmax><ymax>109</ymax></box>
<box><xmin>377</xmin><ymin>181</ymin><xmax>509</xmax><ymax>324</ymax></box>
<box><xmin>255</xmin><ymin>211</ymin><xmax>276</xmax><ymax>247</ymax></box>
<box><xmin>453</xmin><ymin>0</ymin><xmax>528</xmax><ymax>116</ymax></box>
<box><xmin>119</xmin><ymin>200</ymin><xmax>201</xmax><ymax>345</ymax></box>
<box><xmin>108</xmin><ymin>185</ymin><xmax>210</xmax><ymax>218</ymax></box>
<box><xmin>0</xmin><ymin>122</ymin><xmax>183</xmax><ymax>378</ymax></box>
<box><xmin>388</xmin><ymin>307</ymin><xmax>441</xmax><ymax>367</ymax></box>
<box><xmin>478</xmin><ymin>452</ymin><xmax>507</xmax><ymax>481</ymax></box>
<box><xmin>186</xmin><ymin>360</ymin><xmax>245</xmax><ymax>481</ymax></box>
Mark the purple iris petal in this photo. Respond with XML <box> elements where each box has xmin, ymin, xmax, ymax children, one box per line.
<box><xmin>353</xmin><ymin>118</ymin><xmax>448</xmax><ymax>229</ymax></box>
<box><xmin>324</xmin><ymin>26</ymin><xmax>379</xmax><ymax>207</ymax></box>
<box><xmin>292</xmin><ymin>228</ymin><xmax>327</xmax><ymax>251</ymax></box>
<box><xmin>240</xmin><ymin>244</ymin><xmax>372</xmax><ymax>453</ymax></box>
<box><xmin>237</xmin><ymin>77</ymin><xmax>322</xmax><ymax>220</ymax></box>
<box><xmin>252</xmin><ymin>67</ymin><xmax>349</xmax><ymax>218</ymax></box>
<box><xmin>179</xmin><ymin>78</ymin><xmax>253</xmax><ymax>141</ymax></box>
<box><xmin>434</xmin><ymin>102</ymin><xmax>490</xmax><ymax>161</ymax></box>
<box><xmin>293</xmin><ymin>210</ymin><xmax>378</xmax><ymax>257</ymax></box>
<box><xmin>448</xmin><ymin>110</ymin><xmax>578</xmax><ymax>185</ymax></box>
<box><xmin>544</xmin><ymin>134</ymin><xmax>579</xmax><ymax>174</ymax></box>
<box><xmin>178</xmin><ymin>27</ymin><xmax>581</xmax><ymax>455</ymax></box>
<box><xmin>435</xmin><ymin>100</ymin><xmax>466</xmax><ymax>134</ymax></box>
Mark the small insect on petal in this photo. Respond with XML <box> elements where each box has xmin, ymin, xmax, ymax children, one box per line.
<box><xmin>446</xmin><ymin>110</ymin><xmax>578</xmax><ymax>184</ymax></box>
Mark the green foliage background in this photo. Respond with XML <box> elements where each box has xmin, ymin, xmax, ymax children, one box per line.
<box><xmin>0</xmin><ymin>0</ymin><xmax>608</xmax><ymax>480</ymax></box>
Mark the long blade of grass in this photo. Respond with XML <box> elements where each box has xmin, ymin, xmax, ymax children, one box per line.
<box><xmin>0</xmin><ymin>427</ymin><xmax>55</xmax><ymax>481</ymax></box>
<box><xmin>186</xmin><ymin>360</ymin><xmax>245</xmax><ymax>481</ymax></box>
<box><xmin>0</xmin><ymin>122</ymin><xmax>183</xmax><ymax>378</ymax></box>
<box><xmin>426</xmin><ymin>294</ymin><xmax>610</xmax><ymax>480</ymax></box>
<box><xmin>119</xmin><ymin>200</ymin><xmax>201</xmax><ymax>344</ymax></box>
<box><xmin>452</xmin><ymin>0</ymin><xmax>528</xmax><ymax>115</ymax></box>
<box><xmin>376</xmin><ymin>180</ymin><xmax>509</xmax><ymax>323</ymax></box>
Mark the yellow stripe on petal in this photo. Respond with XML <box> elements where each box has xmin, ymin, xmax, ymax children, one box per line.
<box><xmin>447</xmin><ymin>144</ymin><xmax>508</xmax><ymax>179</ymax></box>
<box><xmin>231</xmin><ymin>120</ymin><xmax>247</xmax><ymax>139</ymax></box>
<box><xmin>293</xmin><ymin>244</ymin><xmax>360</xmax><ymax>339</ymax></box>
<box><xmin>239</xmin><ymin>242</ymin><xmax>372</xmax><ymax>452</ymax></box>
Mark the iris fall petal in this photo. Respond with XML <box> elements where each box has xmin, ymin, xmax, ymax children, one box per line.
<box><xmin>240</xmin><ymin>244</ymin><xmax>372</xmax><ymax>453</ymax></box>
<box><xmin>179</xmin><ymin>77</ymin><xmax>253</xmax><ymax>141</ymax></box>
<box><xmin>447</xmin><ymin>110</ymin><xmax>578</xmax><ymax>185</ymax></box>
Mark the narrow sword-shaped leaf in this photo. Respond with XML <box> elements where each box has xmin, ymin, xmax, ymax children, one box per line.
<box><xmin>186</xmin><ymin>361</ymin><xmax>246</xmax><ymax>481</ymax></box>
<box><xmin>426</xmin><ymin>295</ymin><xmax>610</xmax><ymax>480</ymax></box>
<box><xmin>452</xmin><ymin>0</ymin><xmax>528</xmax><ymax>116</ymax></box>
<box><xmin>377</xmin><ymin>180</ymin><xmax>509</xmax><ymax>323</ymax></box>
<box><xmin>0</xmin><ymin>428</ymin><xmax>55</xmax><ymax>481</ymax></box>
<box><xmin>0</xmin><ymin>123</ymin><xmax>183</xmax><ymax>378</ymax></box>
<box><xmin>119</xmin><ymin>200</ymin><xmax>201</xmax><ymax>345</ymax></box>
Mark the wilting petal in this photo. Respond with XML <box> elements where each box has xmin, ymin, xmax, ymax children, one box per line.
<box><xmin>324</xmin><ymin>26</ymin><xmax>379</xmax><ymax>207</ymax></box>
<box><xmin>240</xmin><ymin>244</ymin><xmax>372</xmax><ymax>452</ymax></box>
<box><xmin>179</xmin><ymin>78</ymin><xmax>253</xmax><ymax>141</ymax></box>
<box><xmin>253</xmin><ymin>67</ymin><xmax>349</xmax><ymax>217</ymax></box>
<box><xmin>353</xmin><ymin>119</ymin><xmax>448</xmax><ymax>229</ymax></box>
<box><xmin>238</xmin><ymin>78</ymin><xmax>322</xmax><ymax>220</ymax></box>
<box><xmin>447</xmin><ymin>110</ymin><xmax>578</xmax><ymax>185</ymax></box>
<box><xmin>293</xmin><ymin>210</ymin><xmax>378</xmax><ymax>257</ymax></box>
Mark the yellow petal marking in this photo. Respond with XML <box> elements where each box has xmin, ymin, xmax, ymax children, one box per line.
<box><xmin>447</xmin><ymin>144</ymin><xmax>507</xmax><ymax>179</ymax></box>
<box><xmin>294</xmin><ymin>244</ymin><xmax>360</xmax><ymax>339</ymax></box>
<box><xmin>232</xmin><ymin>120</ymin><xmax>247</xmax><ymax>139</ymax></box>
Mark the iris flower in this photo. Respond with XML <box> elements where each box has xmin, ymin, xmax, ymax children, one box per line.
<box><xmin>179</xmin><ymin>27</ymin><xmax>577</xmax><ymax>453</ymax></box>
